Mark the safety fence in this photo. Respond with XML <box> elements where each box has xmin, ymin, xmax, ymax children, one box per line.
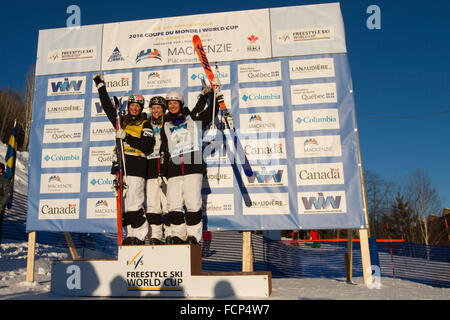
<box><xmin>1</xmin><ymin>192</ymin><xmax>449</xmax><ymax>287</ymax></box>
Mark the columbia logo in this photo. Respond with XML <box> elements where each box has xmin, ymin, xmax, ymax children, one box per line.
<box><xmin>44</xmin><ymin>155</ymin><xmax>51</xmax><ymax>161</ymax></box>
<box><xmin>90</xmin><ymin>179</ymin><xmax>97</xmax><ymax>186</ymax></box>
<box><xmin>242</xmin><ymin>95</ymin><xmax>249</xmax><ymax>102</ymax></box>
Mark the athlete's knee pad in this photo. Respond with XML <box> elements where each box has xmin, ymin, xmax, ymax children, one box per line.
<box><xmin>146</xmin><ymin>212</ymin><xmax>162</xmax><ymax>225</ymax></box>
<box><xmin>124</xmin><ymin>209</ymin><xmax>146</xmax><ymax>228</ymax></box>
<box><xmin>167</xmin><ymin>211</ymin><xmax>185</xmax><ymax>225</ymax></box>
<box><xmin>186</xmin><ymin>210</ymin><xmax>203</xmax><ymax>226</ymax></box>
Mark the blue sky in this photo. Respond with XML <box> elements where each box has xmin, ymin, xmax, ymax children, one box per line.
<box><xmin>1</xmin><ymin>0</ymin><xmax>449</xmax><ymax>209</ymax></box>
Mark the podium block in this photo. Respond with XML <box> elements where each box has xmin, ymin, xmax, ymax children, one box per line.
<box><xmin>51</xmin><ymin>244</ymin><xmax>272</xmax><ymax>298</ymax></box>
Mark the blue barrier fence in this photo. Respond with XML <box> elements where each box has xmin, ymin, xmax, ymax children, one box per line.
<box><xmin>1</xmin><ymin>192</ymin><xmax>449</xmax><ymax>288</ymax></box>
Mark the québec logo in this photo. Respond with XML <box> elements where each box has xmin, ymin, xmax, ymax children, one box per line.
<box><xmin>136</xmin><ymin>49</ymin><xmax>162</xmax><ymax>63</ymax></box>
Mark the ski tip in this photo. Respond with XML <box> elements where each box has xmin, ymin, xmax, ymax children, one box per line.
<box><xmin>193</xmin><ymin>34</ymin><xmax>200</xmax><ymax>42</ymax></box>
<box><xmin>244</xmin><ymin>168</ymin><xmax>253</xmax><ymax>177</ymax></box>
<box><xmin>244</xmin><ymin>198</ymin><xmax>252</xmax><ymax>207</ymax></box>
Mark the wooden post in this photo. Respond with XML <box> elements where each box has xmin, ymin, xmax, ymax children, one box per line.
<box><xmin>346</xmin><ymin>229</ymin><xmax>353</xmax><ymax>282</ymax></box>
<box><xmin>26</xmin><ymin>231</ymin><xmax>36</xmax><ymax>282</ymax></box>
<box><xmin>64</xmin><ymin>232</ymin><xmax>79</xmax><ymax>260</ymax></box>
<box><xmin>359</xmin><ymin>228</ymin><xmax>372</xmax><ymax>284</ymax></box>
<box><xmin>242</xmin><ymin>231</ymin><xmax>253</xmax><ymax>272</ymax></box>
<box><xmin>354</xmin><ymin>124</ymin><xmax>373</xmax><ymax>284</ymax></box>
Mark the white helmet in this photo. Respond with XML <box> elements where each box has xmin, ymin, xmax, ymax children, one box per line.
<box><xmin>165</xmin><ymin>90</ymin><xmax>184</xmax><ymax>106</ymax></box>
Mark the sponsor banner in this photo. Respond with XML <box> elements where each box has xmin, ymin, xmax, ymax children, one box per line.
<box><xmin>41</xmin><ymin>148</ymin><xmax>82</xmax><ymax>168</ymax></box>
<box><xmin>270</xmin><ymin>3</ymin><xmax>347</xmax><ymax>57</ymax></box>
<box><xmin>295</xmin><ymin>162</ymin><xmax>344</xmax><ymax>186</ymax></box>
<box><xmin>239</xmin><ymin>111</ymin><xmax>285</xmax><ymax>133</ymax></box>
<box><xmin>239</xmin><ymin>86</ymin><xmax>283</xmax><ymax>108</ymax></box>
<box><xmin>277</xmin><ymin>27</ymin><xmax>335</xmax><ymax>44</ymax></box>
<box><xmin>202</xmin><ymin>193</ymin><xmax>234</xmax><ymax>216</ymax></box>
<box><xmin>45</xmin><ymin>99</ymin><xmax>85</xmax><ymax>119</ymax></box>
<box><xmin>188</xmin><ymin>66</ymin><xmax>230</xmax><ymax>87</ymax></box>
<box><xmin>289</xmin><ymin>57</ymin><xmax>335</xmax><ymax>79</ymax></box>
<box><xmin>86</xmin><ymin>198</ymin><xmax>117</xmax><ymax>219</ymax></box>
<box><xmin>87</xmin><ymin>172</ymin><xmax>116</xmax><ymax>192</ymax></box>
<box><xmin>48</xmin><ymin>47</ymin><xmax>96</xmax><ymax>63</ymax></box>
<box><xmin>139</xmin><ymin>69</ymin><xmax>180</xmax><ymax>90</ymax></box>
<box><xmin>40</xmin><ymin>173</ymin><xmax>81</xmax><ymax>194</ymax></box>
<box><xmin>291</xmin><ymin>82</ymin><xmax>337</xmax><ymax>105</ymax></box>
<box><xmin>292</xmin><ymin>109</ymin><xmax>339</xmax><ymax>131</ymax></box>
<box><xmin>294</xmin><ymin>135</ymin><xmax>342</xmax><ymax>158</ymax></box>
<box><xmin>35</xmin><ymin>24</ymin><xmax>102</xmax><ymax>76</ymax></box>
<box><xmin>238</xmin><ymin>61</ymin><xmax>282</xmax><ymax>83</ymax></box>
<box><xmin>101</xmin><ymin>9</ymin><xmax>271</xmax><ymax>70</ymax></box>
<box><xmin>43</xmin><ymin>123</ymin><xmax>83</xmax><ymax>144</ymax></box>
<box><xmin>203</xmin><ymin>166</ymin><xmax>234</xmax><ymax>189</ymax></box>
<box><xmin>90</xmin><ymin>122</ymin><xmax>116</xmax><ymax>142</ymax></box>
<box><xmin>91</xmin><ymin>72</ymin><xmax>132</xmax><ymax>93</ymax></box>
<box><xmin>38</xmin><ymin>199</ymin><xmax>80</xmax><ymax>220</ymax></box>
<box><xmin>89</xmin><ymin>146</ymin><xmax>115</xmax><ymax>167</ymax></box>
<box><xmin>91</xmin><ymin>98</ymin><xmax>106</xmax><ymax>117</ymax></box>
<box><xmin>242</xmin><ymin>165</ymin><xmax>288</xmax><ymax>187</ymax></box>
<box><xmin>242</xmin><ymin>137</ymin><xmax>287</xmax><ymax>162</ymax></box>
<box><xmin>243</xmin><ymin>193</ymin><xmax>290</xmax><ymax>215</ymax></box>
<box><xmin>47</xmin><ymin>76</ymin><xmax>86</xmax><ymax>96</ymax></box>
<box><xmin>298</xmin><ymin>190</ymin><xmax>347</xmax><ymax>214</ymax></box>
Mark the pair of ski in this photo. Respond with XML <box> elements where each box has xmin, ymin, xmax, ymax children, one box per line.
<box><xmin>193</xmin><ymin>35</ymin><xmax>253</xmax><ymax>207</ymax></box>
<box><xmin>193</xmin><ymin>35</ymin><xmax>253</xmax><ymax>178</ymax></box>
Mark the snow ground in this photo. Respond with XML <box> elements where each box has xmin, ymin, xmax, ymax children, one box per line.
<box><xmin>0</xmin><ymin>238</ymin><xmax>449</xmax><ymax>300</ymax></box>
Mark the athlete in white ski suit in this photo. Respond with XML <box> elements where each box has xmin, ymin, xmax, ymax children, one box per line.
<box><xmin>160</xmin><ymin>87</ymin><xmax>219</xmax><ymax>244</ymax></box>
<box><xmin>145</xmin><ymin>96</ymin><xmax>169</xmax><ymax>244</ymax></box>
<box><xmin>93</xmin><ymin>74</ymin><xmax>155</xmax><ymax>245</ymax></box>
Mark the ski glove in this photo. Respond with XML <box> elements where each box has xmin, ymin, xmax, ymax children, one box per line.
<box><xmin>212</xmin><ymin>77</ymin><xmax>221</xmax><ymax>87</ymax></box>
<box><xmin>116</xmin><ymin>128</ymin><xmax>127</xmax><ymax>139</ymax></box>
<box><xmin>201</xmin><ymin>84</ymin><xmax>211</xmax><ymax>96</ymax></box>
<box><xmin>93</xmin><ymin>73</ymin><xmax>105</xmax><ymax>89</ymax></box>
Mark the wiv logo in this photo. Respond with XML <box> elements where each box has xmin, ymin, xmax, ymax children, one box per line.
<box><xmin>247</xmin><ymin>168</ymin><xmax>283</xmax><ymax>185</ymax></box>
<box><xmin>301</xmin><ymin>192</ymin><xmax>342</xmax><ymax>211</ymax></box>
<box><xmin>136</xmin><ymin>49</ymin><xmax>162</xmax><ymax>63</ymax></box>
<box><xmin>127</xmin><ymin>250</ymin><xmax>144</xmax><ymax>269</ymax></box>
<box><xmin>51</xmin><ymin>78</ymin><xmax>83</xmax><ymax>93</ymax></box>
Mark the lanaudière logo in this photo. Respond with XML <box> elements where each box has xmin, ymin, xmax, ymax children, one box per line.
<box><xmin>107</xmin><ymin>47</ymin><xmax>125</xmax><ymax>62</ymax></box>
<box><xmin>136</xmin><ymin>49</ymin><xmax>162</xmax><ymax>63</ymax></box>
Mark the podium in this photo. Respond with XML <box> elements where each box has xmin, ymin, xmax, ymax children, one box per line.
<box><xmin>51</xmin><ymin>244</ymin><xmax>272</xmax><ymax>298</ymax></box>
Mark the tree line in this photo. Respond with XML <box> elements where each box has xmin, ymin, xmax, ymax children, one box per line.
<box><xmin>287</xmin><ymin>168</ymin><xmax>448</xmax><ymax>246</ymax></box>
<box><xmin>0</xmin><ymin>66</ymin><xmax>34</xmax><ymax>151</ymax></box>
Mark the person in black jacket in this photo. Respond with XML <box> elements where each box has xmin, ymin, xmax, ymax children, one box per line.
<box><xmin>0</xmin><ymin>163</ymin><xmax>12</xmax><ymax>245</ymax></box>
<box><xmin>160</xmin><ymin>85</ymin><xmax>220</xmax><ymax>244</ymax></box>
<box><xmin>93</xmin><ymin>74</ymin><xmax>155</xmax><ymax>245</ymax></box>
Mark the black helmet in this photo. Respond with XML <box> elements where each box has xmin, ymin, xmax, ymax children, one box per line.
<box><xmin>149</xmin><ymin>96</ymin><xmax>167</xmax><ymax>112</ymax></box>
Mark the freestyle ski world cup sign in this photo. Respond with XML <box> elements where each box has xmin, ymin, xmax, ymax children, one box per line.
<box><xmin>26</xmin><ymin>3</ymin><xmax>367</xmax><ymax>233</ymax></box>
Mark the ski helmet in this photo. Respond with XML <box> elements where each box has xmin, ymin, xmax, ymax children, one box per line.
<box><xmin>127</xmin><ymin>94</ymin><xmax>145</xmax><ymax>111</ymax></box>
<box><xmin>165</xmin><ymin>90</ymin><xmax>184</xmax><ymax>107</ymax></box>
<box><xmin>149</xmin><ymin>96</ymin><xmax>167</xmax><ymax>111</ymax></box>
